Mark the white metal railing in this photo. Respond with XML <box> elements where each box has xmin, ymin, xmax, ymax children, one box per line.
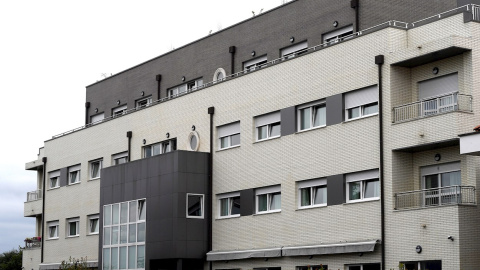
<box><xmin>26</xmin><ymin>190</ymin><xmax>42</xmax><ymax>202</ymax></box>
<box><xmin>395</xmin><ymin>186</ymin><xmax>476</xmax><ymax>210</ymax></box>
<box><xmin>392</xmin><ymin>92</ymin><xmax>472</xmax><ymax>123</ymax></box>
<box><xmin>24</xmin><ymin>237</ymin><xmax>42</xmax><ymax>249</ymax></box>
<box><xmin>410</xmin><ymin>4</ymin><xmax>475</xmax><ymax>27</ymax></box>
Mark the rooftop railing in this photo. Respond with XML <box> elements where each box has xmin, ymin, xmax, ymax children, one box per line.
<box><xmin>392</xmin><ymin>92</ymin><xmax>472</xmax><ymax>123</ymax></box>
<box><xmin>395</xmin><ymin>186</ymin><xmax>476</xmax><ymax>210</ymax></box>
<box><xmin>26</xmin><ymin>190</ymin><xmax>42</xmax><ymax>202</ymax></box>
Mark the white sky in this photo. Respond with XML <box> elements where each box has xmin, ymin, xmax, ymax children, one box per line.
<box><xmin>0</xmin><ymin>0</ymin><xmax>287</xmax><ymax>253</ymax></box>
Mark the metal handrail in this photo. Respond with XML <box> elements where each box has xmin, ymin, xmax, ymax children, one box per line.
<box><xmin>26</xmin><ymin>190</ymin><xmax>42</xmax><ymax>202</ymax></box>
<box><xmin>395</xmin><ymin>185</ymin><xmax>476</xmax><ymax>210</ymax></box>
<box><xmin>410</xmin><ymin>4</ymin><xmax>473</xmax><ymax>27</ymax></box>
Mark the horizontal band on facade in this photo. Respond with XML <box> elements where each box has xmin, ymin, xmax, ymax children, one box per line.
<box><xmin>39</xmin><ymin>261</ymin><xmax>98</xmax><ymax>270</ymax></box>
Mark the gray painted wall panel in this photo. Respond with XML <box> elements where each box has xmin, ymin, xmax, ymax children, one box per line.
<box><xmin>59</xmin><ymin>168</ymin><xmax>68</xmax><ymax>187</ymax></box>
<box><xmin>326</xmin><ymin>94</ymin><xmax>344</xmax><ymax>126</ymax></box>
<box><xmin>240</xmin><ymin>189</ymin><xmax>255</xmax><ymax>216</ymax></box>
<box><xmin>327</xmin><ymin>174</ymin><xmax>345</xmax><ymax>206</ymax></box>
<box><xmin>280</xmin><ymin>106</ymin><xmax>296</xmax><ymax>136</ymax></box>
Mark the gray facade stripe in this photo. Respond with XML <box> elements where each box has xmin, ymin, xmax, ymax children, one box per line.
<box><xmin>59</xmin><ymin>167</ymin><xmax>68</xmax><ymax>187</ymax></box>
<box><xmin>280</xmin><ymin>106</ymin><xmax>296</xmax><ymax>136</ymax></box>
<box><xmin>326</xmin><ymin>94</ymin><xmax>344</xmax><ymax>126</ymax></box>
<box><xmin>239</xmin><ymin>189</ymin><xmax>255</xmax><ymax>216</ymax></box>
<box><xmin>327</xmin><ymin>174</ymin><xmax>345</xmax><ymax>206</ymax></box>
<box><xmin>282</xmin><ymin>240</ymin><xmax>379</xmax><ymax>256</ymax></box>
<box><xmin>207</xmin><ymin>247</ymin><xmax>282</xmax><ymax>261</ymax></box>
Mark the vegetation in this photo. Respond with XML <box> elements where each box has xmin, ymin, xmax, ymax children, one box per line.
<box><xmin>59</xmin><ymin>257</ymin><xmax>89</xmax><ymax>270</ymax></box>
<box><xmin>0</xmin><ymin>248</ymin><xmax>22</xmax><ymax>270</ymax></box>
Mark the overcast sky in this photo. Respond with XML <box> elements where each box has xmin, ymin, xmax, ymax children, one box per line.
<box><xmin>0</xmin><ymin>0</ymin><xmax>287</xmax><ymax>253</ymax></box>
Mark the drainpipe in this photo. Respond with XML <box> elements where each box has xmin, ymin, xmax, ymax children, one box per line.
<box><xmin>85</xmin><ymin>102</ymin><xmax>90</xmax><ymax>125</ymax></box>
<box><xmin>351</xmin><ymin>0</ymin><xmax>359</xmax><ymax>32</ymax></box>
<box><xmin>229</xmin><ymin>46</ymin><xmax>236</xmax><ymax>75</ymax></box>
<box><xmin>375</xmin><ymin>54</ymin><xmax>385</xmax><ymax>270</ymax></box>
<box><xmin>207</xmin><ymin>106</ymin><xmax>215</xmax><ymax>270</ymax></box>
<box><xmin>126</xmin><ymin>131</ymin><xmax>132</xmax><ymax>162</ymax></box>
<box><xmin>156</xmin><ymin>75</ymin><xmax>162</xmax><ymax>100</ymax></box>
<box><xmin>41</xmin><ymin>157</ymin><xmax>47</xmax><ymax>263</ymax></box>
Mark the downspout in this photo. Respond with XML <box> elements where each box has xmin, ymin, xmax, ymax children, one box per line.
<box><xmin>351</xmin><ymin>0</ymin><xmax>359</xmax><ymax>32</ymax></box>
<box><xmin>126</xmin><ymin>131</ymin><xmax>132</xmax><ymax>162</ymax></box>
<box><xmin>207</xmin><ymin>106</ymin><xmax>215</xmax><ymax>270</ymax></box>
<box><xmin>41</xmin><ymin>157</ymin><xmax>47</xmax><ymax>263</ymax></box>
<box><xmin>375</xmin><ymin>55</ymin><xmax>385</xmax><ymax>270</ymax></box>
<box><xmin>156</xmin><ymin>75</ymin><xmax>162</xmax><ymax>100</ymax></box>
<box><xmin>85</xmin><ymin>102</ymin><xmax>90</xmax><ymax>125</ymax></box>
<box><xmin>229</xmin><ymin>46</ymin><xmax>236</xmax><ymax>75</ymax></box>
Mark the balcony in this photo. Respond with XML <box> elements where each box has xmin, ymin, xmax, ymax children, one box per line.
<box><xmin>395</xmin><ymin>186</ymin><xmax>476</xmax><ymax>210</ymax></box>
<box><xmin>392</xmin><ymin>92</ymin><xmax>472</xmax><ymax>123</ymax></box>
<box><xmin>27</xmin><ymin>190</ymin><xmax>42</xmax><ymax>202</ymax></box>
<box><xmin>24</xmin><ymin>237</ymin><xmax>41</xmax><ymax>249</ymax></box>
<box><xmin>24</xmin><ymin>190</ymin><xmax>42</xmax><ymax>217</ymax></box>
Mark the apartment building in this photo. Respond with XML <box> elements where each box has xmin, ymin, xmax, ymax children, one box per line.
<box><xmin>22</xmin><ymin>0</ymin><xmax>480</xmax><ymax>270</ymax></box>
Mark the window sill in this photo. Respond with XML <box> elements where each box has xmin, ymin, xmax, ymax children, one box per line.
<box><xmin>344</xmin><ymin>198</ymin><xmax>380</xmax><ymax>205</ymax></box>
<box><xmin>296</xmin><ymin>125</ymin><xmax>326</xmax><ymax>134</ymax></box>
<box><xmin>216</xmin><ymin>215</ymin><xmax>241</xmax><ymax>220</ymax></box>
<box><xmin>344</xmin><ymin>113</ymin><xmax>378</xmax><ymax>123</ymax></box>
<box><xmin>66</xmin><ymin>235</ymin><xmax>80</xmax><ymax>239</ymax></box>
<box><xmin>46</xmin><ymin>237</ymin><xmax>59</xmax><ymax>241</ymax></box>
<box><xmin>68</xmin><ymin>182</ymin><xmax>81</xmax><ymax>186</ymax></box>
<box><xmin>254</xmin><ymin>136</ymin><xmax>281</xmax><ymax>144</ymax></box>
<box><xmin>88</xmin><ymin>177</ymin><xmax>100</xmax><ymax>182</ymax></box>
<box><xmin>48</xmin><ymin>187</ymin><xmax>60</xmax><ymax>191</ymax></box>
<box><xmin>254</xmin><ymin>210</ymin><xmax>281</xmax><ymax>216</ymax></box>
<box><xmin>87</xmin><ymin>233</ymin><xmax>99</xmax><ymax>236</ymax></box>
<box><xmin>296</xmin><ymin>204</ymin><xmax>327</xmax><ymax>211</ymax></box>
<box><xmin>186</xmin><ymin>216</ymin><xmax>204</xmax><ymax>219</ymax></box>
<box><xmin>217</xmin><ymin>145</ymin><xmax>240</xmax><ymax>152</ymax></box>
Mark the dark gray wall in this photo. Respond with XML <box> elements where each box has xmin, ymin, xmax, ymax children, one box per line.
<box><xmin>239</xmin><ymin>189</ymin><xmax>255</xmax><ymax>216</ymax></box>
<box><xmin>59</xmin><ymin>168</ymin><xmax>68</xmax><ymax>187</ymax></box>
<box><xmin>280</xmin><ymin>106</ymin><xmax>296</xmax><ymax>136</ymax></box>
<box><xmin>326</xmin><ymin>94</ymin><xmax>344</xmax><ymax>126</ymax></box>
<box><xmin>327</xmin><ymin>174</ymin><xmax>346</xmax><ymax>206</ymax></box>
<box><xmin>99</xmin><ymin>150</ymin><xmax>210</xmax><ymax>270</ymax></box>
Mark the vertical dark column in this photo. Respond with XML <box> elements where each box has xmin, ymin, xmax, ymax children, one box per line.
<box><xmin>40</xmin><ymin>157</ymin><xmax>47</xmax><ymax>263</ymax></box>
<box><xmin>375</xmin><ymin>54</ymin><xmax>385</xmax><ymax>270</ymax></box>
<box><xmin>176</xmin><ymin>259</ymin><xmax>183</xmax><ymax>270</ymax></box>
<box><xmin>207</xmin><ymin>107</ymin><xmax>215</xmax><ymax>270</ymax></box>
<box><xmin>229</xmin><ymin>46</ymin><xmax>236</xmax><ymax>75</ymax></box>
<box><xmin>85</xmin><ymin>102</ymin><xmax>91</xmax><ymax>125</ymax></box>
<box><xmin>351</xmin><ymin>0</ymin><xmax>359</xmax><ymax>32</ymax></box>
<box><xmin>127</xmin><ymin>131</ymin><xmax>132</xmax><ymax>162</ymax></box>
<box><xmin>156</xmin><ymin>74</ymin><xmax>162</xmax><ymax>100</ymax></box>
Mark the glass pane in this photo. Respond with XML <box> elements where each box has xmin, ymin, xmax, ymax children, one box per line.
<box><xmin>137</xmin><ymin>245</ymin><xmax>145</xmax><ymax>269</ymax></box>
<box><xmin>270</xmin><ymin>123</ymin><xmax>281</xmax><ymax>137</ymax></box>
<box><xmin>314</xmin><ymin>186</ymin><xmax>327</xmax><ymax>204</ymax></box>
<box><xmin>313</xmin><ymin>105</ymin><xmax>326</xmax><ymax>127</ymax></box>
<box><xmin>257</xmin><ymin>125</ymin><xmax>268</xmax><ymax>140</ymax></box>
<box><xmin>69</xmin><ymin>222</ymin><xmax>76</xmax><ymax>236</ymax></box>
<box><xmin>120</xmin><ymin>225</ymin><xmax>128</xmax><ymax>244</ymax></box>
<box><xmin>231</xmin><ymin>134</ymin><xmax>240</xmax><ymax>146</ymax></box>
<box><xmin>104</xmin><ymin>227</ymin><xmax>111</xmax><ymax>245</ymax></box>
<box><xmin>119</xmin><ymin>247</ymin><xmax>127</xmax><ymax>269</ymax></box>
<box><xmin>178</xmin><ymin>84</ymin><xmax>187</xmax><ymax>94</ymax></box>
<box><xmin>348</xmin><ymin>107</ymin><xmax>360</xmax><ymax>119</ymax></box>
<box><xmin>162</xmin><ymin>141</ymin><xmax>171</xmax><ymax>153</ymax></box>
<box><xmin>120</xmin><ymin>203</ymin><xmax>128</xmax><ymax>224</ymax></box>
<box><xmin>441</xmin><ymin>171</ymin><xmax>461</xmax><ymax>187</ymax></box>
<box><xmin>349</xmin><ymin>182</ymin><xmax>361</xmax><ymax>200</ymax></box>
<box><xmin>220</xmin><ymin>137</ymin><xmax>229</xmax><ymax>148</ymax></box>
<box><xmin>91</xmin><ymin>162</ymin><xmax>100</xmax><ymax>178</ymax></box>
<box><xmin>49</xmin><ymin>226</ymin><xmax>57</xmax><ymax>238</ymax></box>
<box><xmin>187</xmin><ymin>195</ymin><xmax>203</xmax><ymax>217</ymax></box>
<box><xmin>216</xmin><ymin>72</ymin><xmax>224</xmax><ymax>81</ymax></box>
<box><xmin>70</xmin><ymin>171</ymin><xmax>78</xmax><ymax>183</ymax></box>
<box><xmin>425</xmin><ymin>174</ymin><xmax>439</xmax><ymax>189</ymax></box>
<box><xmin>300</xmin><ymin>188</ymin><xmax>311</xmax><ymax>206</ymax></box>
<box><xmin>363</xmin><ymin>103</ymin><xmax>378</xmax><ymax>116</ymax></box>
<box><xmin>103</xmin><ymin>248</ymin><xmax>110</xmax><ymax>270</ymax></box>
<box><xmin>190</xmin><ymin>135</ymin><xmax>198</xmax><ymax>150</ymax></box>
<box><xmin>300</xmin><ymin>107</ymin><xmax>311</xmax><ymax>130</ymax></box>
<box><xmin>128</xmin><ymin>246</ymin><xmax>136</xmax><ymax>269</ymax></box>
<box><xmin>152</xmin><ymin>144</ymin><xmax>161</xmax><ymax>156</ymax></box>
<box><xmin>111</xmin><ymin>226</ymin><xmax>119</xmax><ymax>244</ymax></box>
<box><xmin>93</xmin><ymin>219</ymin><xmax>99</xmax><ymax>233</ymax></box>
<box><xmin>231</xmin><ymin>196</ymin><xmax>241</xmax><ymax>215</ymax></box>
<box><xmin>257</xmin><ymin>194</ymin><xmax>268</xmax><ymax>212</ymax></box>
<box><xmin>270</xmin><ymin>192</ymin><xmax>281</xmax><ymax>210</ymax></box>
<box><xmin>137</xmin><ymin>222</ymin><xmax>146</xmax><ymax>242</ymax></box>
<box><xmin>129</xmin><ymin>224</ymin><xmax>136</xmax><ymax>243</ymax></box>
<box><xmin>129</xmin><ymin>201</ymin><xmax>137</xmax><ymax>222</ymax></box>
<box><xmin>138</xmin><ymin>200</ymin><xmax>146</xmax><ymax>221</ymax></box>
<box><xmin>219</xmin><ymin>198</ymin><xmax>229</xmax><ymax>216</ymax></box>
<box><xmin>50</xmin><ymin>178</ymin><xmax>57</xmax><ymax>188</ymax></box>
<box><xmin>111</xmin><ymin>247</ymin><xmax>118</xmax><ymax>270</ymax></box>
<box><xmin>364</xmin><ymin>180</ymin><xmax>380</xmax><ymax>198</ymax></box>
<box><xmin>104</xmin><ymin>205</ymin><xmax>112</xmax><ymax>226</ymax></box>
<box><xmin>112</xmin><ymin>204</ymin><xmax>120</xmax><ymax>225</ymax></box>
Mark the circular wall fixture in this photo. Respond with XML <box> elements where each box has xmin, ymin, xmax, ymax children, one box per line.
<box><xmin>251</xmin><ymin>51</ymin><xmax>256</xmax><ymax>57</ymax></box>
<box><xmin>166</xmin><ymin>132</ymin><xmax>170</xmax><ymax>138</ymax></box>
<box><xmin>433</xmin><ymin>67</ymin><xmax>439</xmax><ymax>75</ymax></box>
<box><xmin>117</xmin><ymin>100</ymin><xmax>120</xmax><ymax>105</ymax></box>
<box><xmin>182</xmin><ymin>76</ymin><xmax>186</xmax><ymax>81</ymax></box>
<box><xmin>95</xmin><ymin>108</ymin><xmax>98</xmax><ymax>113</ymax></box>
<box><xmin>188</xmin><ymin>131</ymin><xmax>200</xmax><ymax>151</ymax></box>
<box><xmin>416</xmin><ymin>245</ymin><xmax>422</xmax><ymax>253</ymax></box>
<box><xmin>213</xmin><ymin>68</ymin><xmax>226</xmax><ymax>82</ymax></box>
<box><xmin>333</xmin><ymin>21</ymin><xmax>339</xmax><ymax>27</ymax></box>
<box><xmin>143</xmin><ymin>139</ymin><xmax>146</xmax><ymax>145</ymax></box>
<box><xmin>141</xmin><ymin>91</ymin><xmax>145</xmax><ymax>96</ymax></box>
<box><xmin>434</xmin><ymin>153</ymin><xmax>441</xmax><ymax>161</ymax></box>
<box><xmin>290</xmin><ymin>37</ymin><xmax>295</xmax><ymax>43</ymax></box>
<box><xmin>191</xmin><ymin>125</ymin><xmax>196</xmax><ymax>131</ymax></box>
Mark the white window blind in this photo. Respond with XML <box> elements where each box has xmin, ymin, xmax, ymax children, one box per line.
<box><xmin>243</xmin><ymin>56</ymin><xmax>267</xmax><ymax>69</ymax></box>
<box><xmin>297</xmin><ymin>178</ymin><xmax>326</xmax><ymax>189</ymax></box>
<box><xmin>281</xmin><ymin>41</ymin><xmax>308</xmax><ymax>56</ymax></box>
<box><xmin>255</xmin><ymin>185</ymin><xmax>281</xmax><ymax>195</ymax></box>
<box><xmin>112</xmin><ymin>152</ymin><xmax>128</xmax><ymax>160</ymax></box>
<box><xmin>418</xmin><ymin>73</ymin><xmax>458</xmax><ymax>100</ymax></box>
<box><xmin>68</xmin><ymin>164</ymin><xmax>81</xmax><ymax>172</ymax></box>
<box><xmin>217</xmin><ymin>122</ymin><xmax>240</xmax><ymax>138</ymax></box>
<box><xmin>255</xmin><ymin>111</ymin><xmax>281</xmax><ymax>127</ymax></box>
<box><xmin>49</xmin><ymin>170</ymin><xmax>60</xmax><ymax>178</ymax></box>
<box><xmin>421</xmin><ymin>161</ymin><xmax>460</xmax><ymax>176</ymax></box>
<box><xmin>323</xmin><ymin>25</ymin><xmax>353</xmax><ymax>42</ymax></box>
<box><xmin>113</xmin><ymin>105</ymin><xmax>127</xmax><ymax>113</ymax></box>
<box><xmin>344</xmin><ymin>85</ymin><xmax>378</xmax><ymax>109</ymax></box>
<box><xmin>91</xmin><ymin>113</ymin><xmax>104</xmax><ymax>123</ymax></box>
<box><xmin>346</xmin><ymin>169</ymin><xmax>379</xmax><ymax>183</ymax></box>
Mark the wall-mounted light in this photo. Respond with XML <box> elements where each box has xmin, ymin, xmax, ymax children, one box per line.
<box><xmin>416</xmin><ymin>245</ymin><xmax>422</xmax><ymax>253</ymax></box>
<box><xmin>182</xmin><ymin>76</ymin><xmax>185</xmax><ymax>81</ymax></box>
<box><xmin>95</xmin><ymin>108</ymin><xmax>98</xmax><ymax>113</ymax></box>
<box><xmin>251</xmin><ymin>51</ymin><xmax>256</xmax><ymax>57</ymax></box>
<box><xmin>191</xmin><ymin>125</ymin><xmax>196</xmax><ymax>131</ymax></box>
<box><xmin>290</xmin><ymin>36</ymin><xmax>295</xmax><ymax>43</ymax></box>
<box><xmin>116</xmin><ymin>100</ymin><xmax>120</xmax><ymax>105</ymax></box>
<box><xmin>143</xmin><ymin>139</ymin><xmax>146</xmax><ymax>145</ymax></box>
<box><xmin>166</xmin><ymin>132</ymin><xmax>170</xmax><ymax>138</ymax></box>
<box><xmin>448</xmin><ymin>236</ymin><xmax>454</xmax><ymax>241</ymax></box>
<box><xmin>433</xmin><ymin>67</ymin><xmax>439</xmax><ymax>75</ymax></box>
<box><xmin>141</xmin><ymin>91</ymin><xmax>145</xmax><ymax>96</ymax></box>
<box><xmin>434</xmin><ymin>153</ymin><xmax>441</xmax><ymax>162</ymax></box>
<box><xmin>333</xmin><ymin>21</ymin><xmax>339</xmax><ymax>27</ymax></box>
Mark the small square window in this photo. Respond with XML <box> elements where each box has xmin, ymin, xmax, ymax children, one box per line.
<box><xmin>256</xmin><ymin>185</ymin><xmax>281</xmax><ymax>214</ymax></box>
<box><xmin>297</xmin><ymin>102</ymin><xmax>326</xmax><ymax>131</ymax></box>
<box><xmin>220</xmin><ymin>133</ymin><xmax>240</xmax><ymax>149</ymax></box>
<box><xmin>67</xmin><ymin>217</ymin><xmax>79</xmax><ymax>237</ymax></box>
<box><xmin>90</xmin><ymin>160</ymin><xmax>102</xmax><ymax>179</ymax></box>
<box><xmin>112</xmin><ymin>152</ymin><xmax>128</xmax><ymax>165</ymax></box>
<box><xmin>299</xmin><ymin>178</ymin><xmax>327</xmax><ymax>209</ymax></box>
<box><xmin>112</xmin><ymin>105</ymin><xmax>127</xmax><ymax>117</ymax></box>
<box><xmin>68</xmin><ymin>165</ymin><xmax>81</xmax><ymax>185</ymax></box>
<box><xmin>143</xmin><ymin>139</ymin><xmax>176</xmax><ymax>158</ymax></box>
<box><xmin>136</xmin><ymin>97</ymin><xmax>152</xmax><ymax>108</ymax></box>
<box><xmin>187</xmin><ymin>194</ymin><xmax>204</xmax><ymax>218</ymax></box>
<box><xmin>217</xmin><ymin>121</ymin><xmax>240</xmax><ymax>150</ymax></box>
<box><xmin>218</xmin><ymin>193</ymin><xmax>241</xmax><ymax>218</ymax></box>
<box><xmin>47</xmin><ymin>221</ymin><xmax>59</xmax><ymax>239</ymax></box>
<box><xmin>50</xmin><ymin>177</ymin><xmax>59</xmax><ymax>189</ymax></box>
<box><xmin>344</xmin><ymin>86</ymin><xmax>379</xmax><ymax>121</ymax></box>
<box><xmin>88</xmin><ymin>215</ymin><xmax>99</xmax><ymax>235</ymax></box>
<box><xmin>346</xmin><ymin>169</ymin><xmax>380</xmax><ymax>203</ymax></box>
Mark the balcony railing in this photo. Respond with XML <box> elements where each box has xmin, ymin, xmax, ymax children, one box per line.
<box><xmin>395</xmin><ymin>186</ymin><xmax>476</xmax><ymax>210</ymax></box>
<box><xmin>26</xmin><ymin>190</ymin><xmax>42</xmax><ymax>202</ymax></box>
<box><xmin>24</xmin><ymin>237</ymin><xmax>41</xmax><ymax>249</ymax></box>
<box><xmin>392</xmin><ymin>92</ymin><xmax>472</xmax><ymax>123</ymax></box>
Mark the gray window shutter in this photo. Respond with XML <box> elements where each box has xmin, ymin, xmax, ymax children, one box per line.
<box><xmin>217</xmin><ymin>121</ymin><xmax>240</xmax><ymax>138</ymax></box>
<box><xmin>418</xmin><ymin>73</ymin><xmax>458</xmax><ymax>100</ymax></box>
<box><xmin>344</xmin><ymin>85</ymin><xmax>378</xmax><ymax>109</ymax></box>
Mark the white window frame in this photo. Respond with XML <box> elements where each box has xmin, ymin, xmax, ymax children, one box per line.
<box><xmin>255</xmin><ymin>111</ymin><xmax>281</xmax><ymax>142</ymax></box>
<box><xmin>346</xmin><ymin>169</ymin><xmax>380</xmax><ymax>203</ymax></box>
<box><xmin>346</xmin><ymin>102</ymin><xmax>378</xmax><ymax>121</ymax></box>
<box><xmin>67</xmin><ymin>217</ymin><xmax>80</xmax><ymax>237</ymax></box>
<box><xmin>255</xmin><ymin>185</ymin><xmax>281</xmax><ymax>214</ymax></box>
<box><xmin>186</xmin><ymin>193</ymin><xmax>204</xmax><ymax>219</ymax></box>
<box><xmin>217</xmin><ymin>192</ymin><xmax>241</xmax><ymax>219</ymax></box>
<box><xmin>143</xmin><ymin>139</ymin><xmax>176</xmax><ymax>158</ymax></box>
<box><xmin>323</xmin><ymin>25</ymin><xmax>354</xmax><ymax>45</ymax></box>
<box><xmin>281</xmin><ymin>41</ymin><xmax>308</xmax><ymax>60</ymax></box>
<box><xmin>344</xmin><ymin>86</ymin><xmax>379</xmax><ymax>121</ymax></box>
<box><xmin>219</xmin><ymin>133</ymin><xmax>240</xmax><ymax>149</ymax></box>
<box><xmin>297</xmin><ymin>178</ymin><xmax>327</xmax><ymax>209</ymax></box>
<box><xmin>112</xmin><ymin>152</ymin><xmax>128</xmax><ymax>165</ymax></box>
<box><xmin>243</xmin><ymin>55</ymin><xmax>268</xmax><ymax>72</ymax></box>
<box><xmin>88</xmin><ymin>214</ymin><xmax>99</xmax><ymax>235</ymax></box>
<box><xmin>112</xmin><ymin>105</ymin><xmax>127</xmax><ymax>117</ymax></box>
<box><xmin>421</xmin><ymin>162</ymin><xmax>461</xmax><ymax>206</ymax></box>
<box><xmin>217</xmin><ymin>121</ymin><xmax>241</xmax><ymax>150</ymax></box>
<box><xmin>47</xmin><ymin>221</ymin><xmax>59</xmax><ymax>239</ymax></box>
<box><xmin>213</xmin><ymin>68</ymin><xmax>226</xmax><ymax>82</ymax></box>
<box><xmin>49</xmin><ymin>170</ymin><xmax>60</xmax><ymax>189</ymax></box>
<box><xmin>297</xmin><ymin>101</ymin><xmax>326</xmax><ymax>132</ymax></box>
<box><xmin>168</xmin><ymin>79</ymin><xmax>203</xmax><ymax>98</ymax></box>
<box><xmin>90</xmin><ymin>159</ymin><xmax>102</xmax><ymax>180</ymax></box>
<box><xmin>90</xmin><ymin>113</ymin><xmax>105</xmax><ymax>125</ymax></box>
<box><xmin>68</xmin><ymin>164</ymin><xmax>81</xmax><ymax>185</ymax></box>
<box><xmin>136</xmin><ymin>97</ymin><xmax>152</xmax><ymax>108</ymax></box>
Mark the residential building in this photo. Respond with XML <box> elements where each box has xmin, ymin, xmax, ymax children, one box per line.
<box><xmin>23</xmin><ymin>0</ymin><xmax>480</xmax><ymax>270</ymax></box>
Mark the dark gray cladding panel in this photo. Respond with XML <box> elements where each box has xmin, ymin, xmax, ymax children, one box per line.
<box><xmin>240</xmin><ymin>189</ymin><xmax>255</xmax><ymax>216</ymax></box>
<box><xmin>59</xmin><ymin>167</ymin><xmax>68</xmax><ymax>187</ymax></box>
<box><xmin>457</xmin><ymin>0</ymin><xmax>480</xmax><ymax>6</ymax></box>
<box><xmin>327</xmin><ymin>174</ymin><xmax>345</xmax><ymax>206</ymax></box>
<box><xmin>280</xmin><ymin>106</ymin><xmax>296</xmax><ymax>136</ymax></box>
<box><xmin>326</xmin><ymin>94</ymin><xmax>344</xmax><ymax>126</ymax></box>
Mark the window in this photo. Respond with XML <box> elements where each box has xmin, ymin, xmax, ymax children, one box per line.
<box><xmin>168</xmin><ymin>78</ymin><xmax>203</xmax><ymax>98</ymax></box>
<box><xmin>112</xmin><ymin>105</ymin><xmax>127</xmax><ymax>117</ymax></box>
<box><xmin>344</xmin><ymin>85</ymin><xmax>378</xmax><ymax>121</ymax></box>
<box><xmin>112</xmin><ymin>152</ymin><xmax>128</xmax><ymax>165</ymax></box>
<box><xmin>187</xmin><ymin>194</ymin><xmax>204</xmax><ymax>218</ymax></box>
<box><xmin>400</xmin><ymin>260</ymin><xmax>441</xmax><ymax>270</ymax></box>
<box><xmin>49</xmin><ymin>170</ymin><xmax>60</xmax><ymax>189</ymax></box>
<box><xmin>47</xmin><ymin>221</ymin><xmax>59</xmax><ymax>239</ymax></box>
<box><xmin>90</xmin><ymin>159</ymin><xmax>102</xmax><ymax>179</ymax></box>
<box><xmin>243</xmin><ymin>55</ymin><xmax>268</xmax><ymax>72</ymax></box>
<box><xmin>103</xmin><ymin>199</ymin><xmax>146</xmax><ymax>270</ymax></box>
<box><xmin>88</xmin><ymin>214</ymin><xmax>99</xmax><ymax>235</ymax></box>
<box><xmin>418</xmin><ymin>73</ymin><xmax>458</xmax><ymax>116</ymax></box>
<box><xmin>255</xmin><ymin>111</ymin><xmax>281</xmax><ymax>141</ymax></box>
<box><xmin>217</xmin><ymin>121</ymin><xmax>240</xmax><ymax>150</ymax></box>
<box><xmin>297</xmin><ymin>101</ymin><xmax>326</xmax><ymax>131</ymax></box>
<box><xmin>297</xmin><ymin>265</ymin><xmax>328</xmax><ymax>270</ymax></box>
<box><xmin>91</xmin><ymin>113</ymin><xmax>105</xmax><ymax>124</ymax></box>
<box><xmin>213</xmin><ymin>68</ymin><xmax>227</xmax><ymax>82</ymax></box>
<box><xmin>322</xmin><ymin>25</ymin><xmax>354</xmax><ymax>45</ymax></box>
<box><xmin>68</xmin><ymin>164</ymin><xmax>81</xmax><ymax>185</ymax></box>
<box><xmin>298</xmin><ymin>178</ymin><xmax>327</xmax><ymax>209</ymax></box>
<box><xmin>188</xmin><ymin>132</ymin><xmax>200</xmax><ymax>151</ymax></box>
<box><xmin>421</xmin><ymin>162</ymin><xmax>461</xmax><ymax>206</ymax></box>
<box><xmin>67</xmin><ymin>217</ymin><xmax>80</xmax><ymax>237</ymax></box>
<box><xmin>143</xmin><ymin>139</ymin><xmax>176</xmax><ymax>158</ymax></box>
<box><xmin>218</xmin><ymin>192</ymin><xmax>240</xmax><ymax>218</ymax></box>
<box><xmin>347</xmin><ymin>264</ymin><xmax>380</xmax><ymax>270</ymax></box>
<box><xmin>136</xmin><ymin>97</ymin><xmax>152</xmax><ymax>108</ymax></box>
<box><xmin>281</xmin><ymin>41</ymin><xmax>308</xmax><ymax>59</ymax></box>
<box><xmin>256</xmin><ymin>185</ymin><xmax>281</xmax><ymax>214</ymax></box>
<box><xmin>346</xmin><ymin>169</ymin><xmax>380</xmax><ymax>203</ymax></box>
